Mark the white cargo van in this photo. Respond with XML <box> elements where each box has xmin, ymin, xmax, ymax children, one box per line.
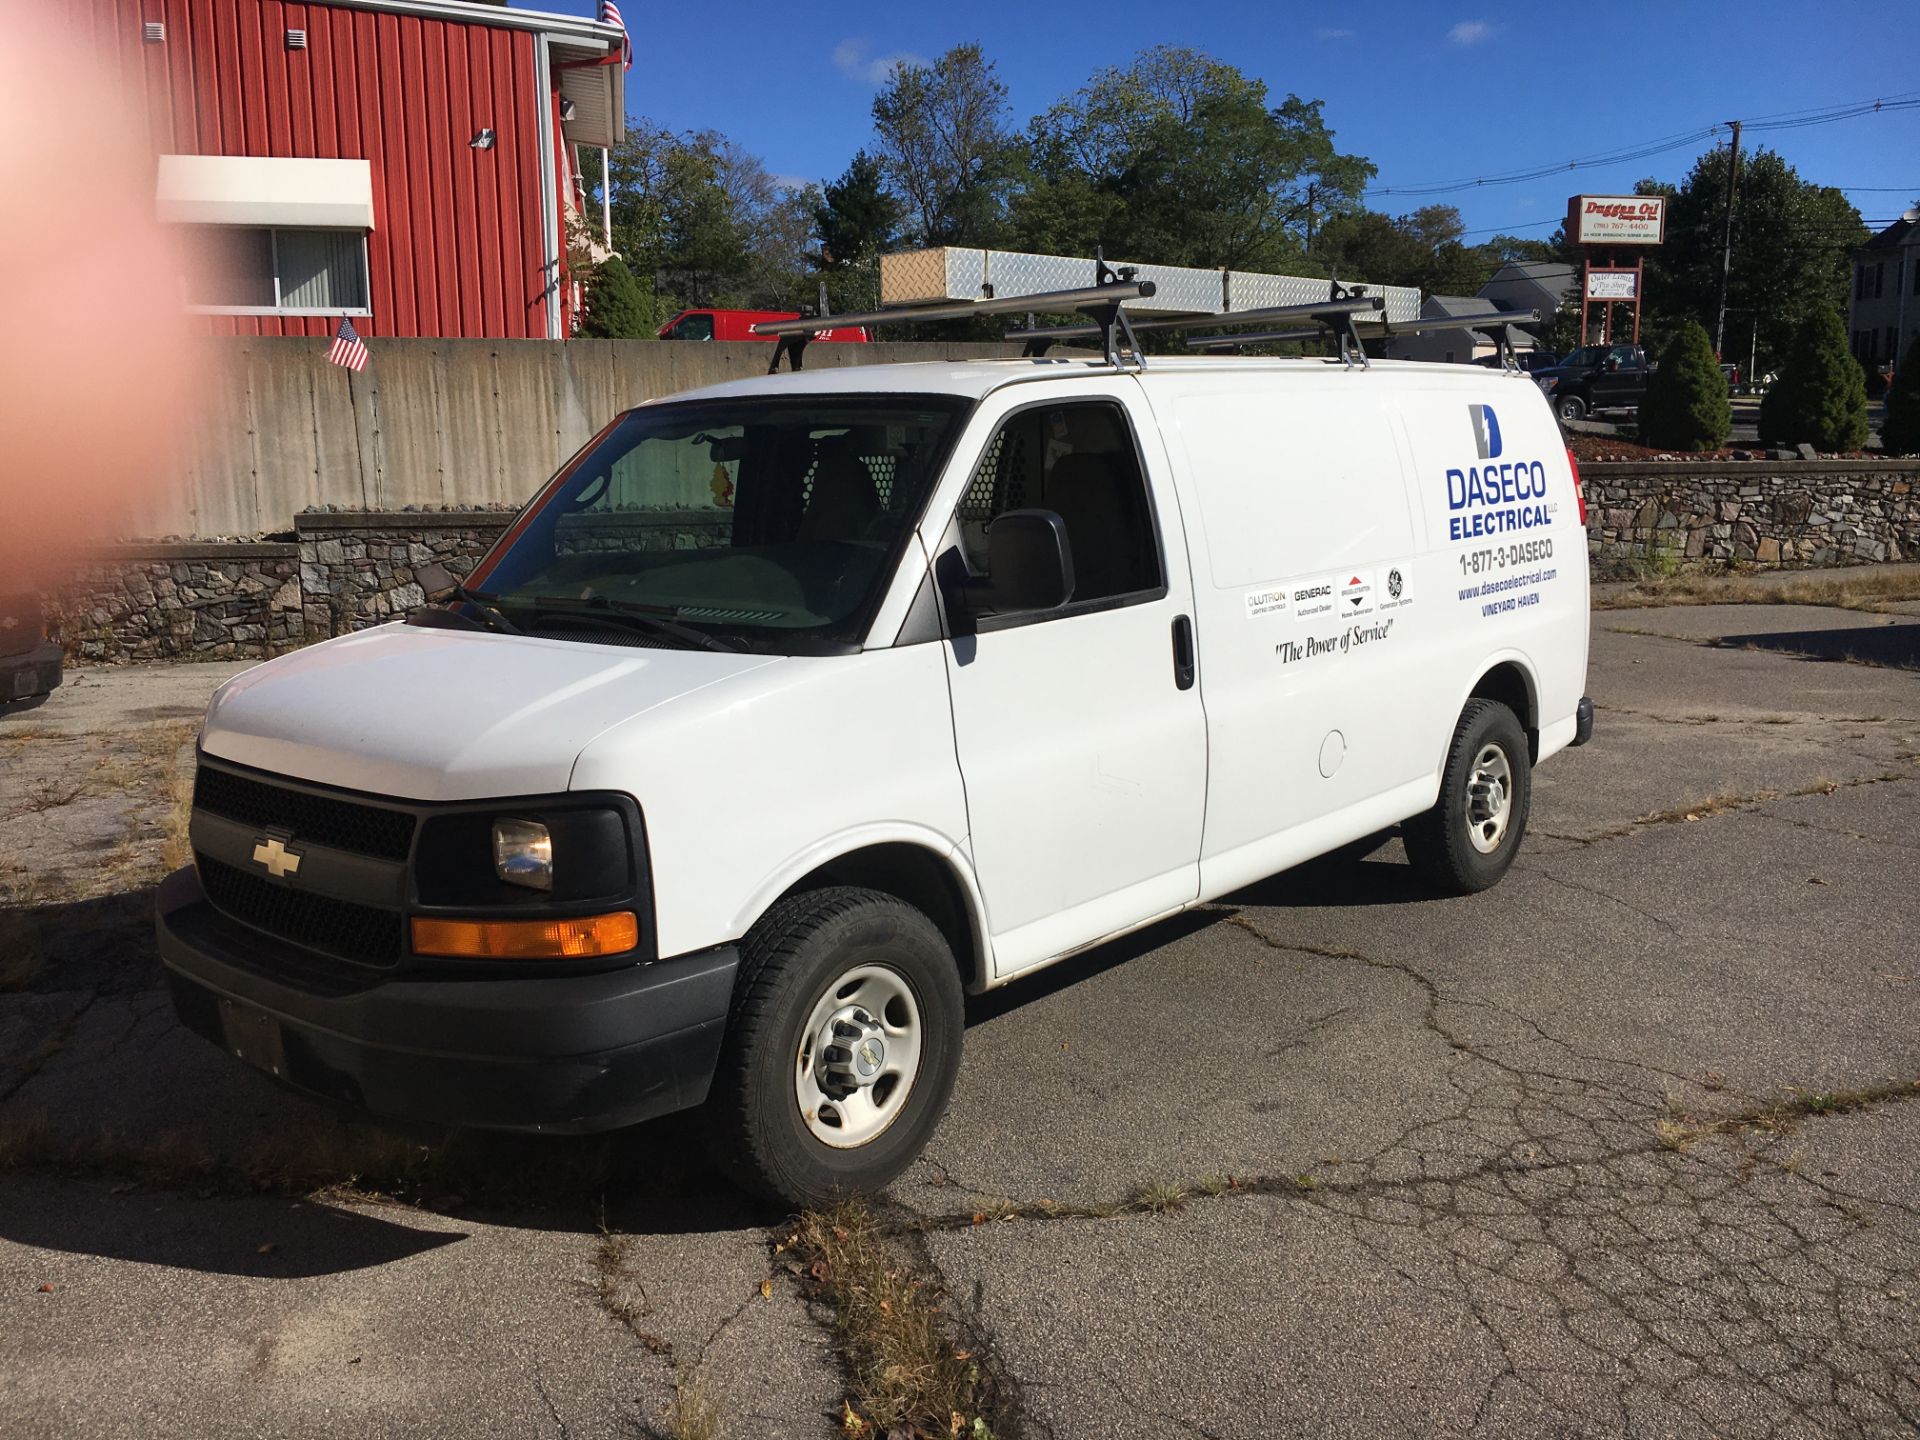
<box><xmin>160</xmin><ymin>338</ymin><xmax>1592</xmax><ymax>1207</ymax></box>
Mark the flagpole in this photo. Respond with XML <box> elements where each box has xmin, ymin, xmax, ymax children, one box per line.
<box><xmin>602</xmin><ymin>147</ymin><xmax>611</xmax><ymax>252</ymax></box>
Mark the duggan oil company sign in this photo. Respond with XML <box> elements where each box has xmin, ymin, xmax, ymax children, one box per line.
<box><xmin>1568</xmin><ymin>195</ymin><xmax>1667</xmax><ymax>246</ymax></box>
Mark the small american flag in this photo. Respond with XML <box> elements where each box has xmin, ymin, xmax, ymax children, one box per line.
<box><xmin>327</xmin><ymin>316</ymin><xmax>369</xmax><ymax>372</ymax></box>
<box><xmin>599</xmin><ymin>0</ymin><xmax>630</xmax><ymax>71</ymax></box>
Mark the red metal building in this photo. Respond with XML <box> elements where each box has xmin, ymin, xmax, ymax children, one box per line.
<box><xmin>62</xmin><ymin>0</ymin><xmax>625</xmax><ymax>338</ymax></box>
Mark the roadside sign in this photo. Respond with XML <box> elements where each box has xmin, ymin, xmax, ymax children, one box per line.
<box><xmin>1568</xmin><ymin>195</ymin><xmax>1667</xmax><ymax>246</ymax></box>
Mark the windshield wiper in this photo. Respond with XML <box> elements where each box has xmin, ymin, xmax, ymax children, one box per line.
<box><xmin>448</xmin><ymin>583</ymin><xmax>525</xmax><ymax>634</ymax></box>
<box><xmin>528</xmin><ymin>595</ymin><xmax>742</xmax><ymax>653</ymax></box>
<box><xmin>406</xmin><ymin>582</ymin><xmax>525</xmax><ymax>635</ymax></box>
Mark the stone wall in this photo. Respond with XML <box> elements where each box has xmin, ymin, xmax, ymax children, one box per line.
<box><xmin>1582</xmin><ymin>460</ymin><xmax>1920</xmax><ymax>569</ymax></box>
<box><xmin>295</xmin><ymin>511</ymin><xmax>510</xmax><ymax>639</ymax></box>
<box><xmin>45</xmin><ymin>458</ymin><xmax>1920</xmax><ymax>660</ymax></box>
<box><xmin>49</xmin><ymin>544</ymin><xmax>302</xmax><ymax>662</ymax></box>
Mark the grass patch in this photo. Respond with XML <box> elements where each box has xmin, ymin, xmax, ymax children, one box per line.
<box><xmin>0</xmin><ymin>1107</ymin><xmax>611</xmax><ymax>1209</ymax></box>
<box><xmin>784</xmin><ymin>1201</ymin><xmax>998</xmax><ymax>1440</ymax></box>
<box><xmin>1596</xmin><ymin>569</ymin><xmax>1920</xmax><ymax>614</ymax></box>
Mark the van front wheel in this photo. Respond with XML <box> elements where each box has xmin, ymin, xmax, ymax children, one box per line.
<box><xmin>1402</xmin><ymin>699</ymin><xmax>1531</xmax><ymax>895</ymax></box>
<box><xmin>703</xmin><ymin>887</ymin><xmax>964</xmax><ymax>1208</ymax></box>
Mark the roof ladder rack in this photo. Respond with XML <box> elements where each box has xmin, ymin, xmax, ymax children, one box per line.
<box><xmin>1010</xmin><ymin>295</ymin><xmax>1386</xmax><ymax>358</ymax></box>
<box><xmin>1183</xmin><ymin>306</ymin><xmax>1543</xmax><ymax>369</ymax></box>
<box><xmin>752</xmin><ymin>252</ymin><xmax>1157</xmax><ymax>373</ymax></box>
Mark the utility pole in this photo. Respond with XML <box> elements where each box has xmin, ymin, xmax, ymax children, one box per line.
<box><xmin>1713</xmin><ymin>119</ymin><xmax>1742</xmax><ymax>358</ymax></box>
<box><xmin>1303</xmin><ymin>182</ymin><xmax>1318</xmax><ymax>258</ymax></box>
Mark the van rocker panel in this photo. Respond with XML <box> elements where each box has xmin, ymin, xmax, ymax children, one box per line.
<box><xmin>155</xmin><ymin>866</ymin><xmax>737</xmax><ymax>1133</ymax></box>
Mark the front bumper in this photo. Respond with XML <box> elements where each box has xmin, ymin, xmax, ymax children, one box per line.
<box><xmin>155</xmin><ymin>866</ymin><xmax>737</xmax><ymax>1134</ymax></box>
<box><xmin>1</xmin><ymin>639</ymin><xmax>61</xmax><ymax>704</ymax></box>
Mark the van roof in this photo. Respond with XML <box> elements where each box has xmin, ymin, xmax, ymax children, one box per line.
<box><xmin>649</xmin><ymin>356</ymin><xmax>1545</xmax><ymax>407</ymax></box>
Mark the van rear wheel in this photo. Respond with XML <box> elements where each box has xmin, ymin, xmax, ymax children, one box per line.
<box><xmin>703</xmin><ymin>887</ymin><xmax>964</xmax><ymax>1208</ymax></box>
<box><xmin>1402</xmin><ymin>699</ymin><xmax>1530</xmax><ymax>895</ymax></box>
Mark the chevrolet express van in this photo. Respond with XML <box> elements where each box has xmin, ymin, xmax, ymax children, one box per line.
<box><xmin>159</xmin><ymin>356</ymin><xmax>1592</xmax><ymax>1207</ymax></box>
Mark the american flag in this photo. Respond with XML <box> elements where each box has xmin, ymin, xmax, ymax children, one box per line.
<box><xmin>599</xmin><ymin>0</ymin><xmax>630</xmax><ymax>71</ymax></box>
<box><xmin>327</xmin><ymin>316</ymin><xmax>369</xmax><ymax>372</ymax></box>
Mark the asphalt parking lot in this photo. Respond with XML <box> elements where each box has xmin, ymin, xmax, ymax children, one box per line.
<box><xmin>2</xmin><ymin>598</ymin><xmax>1917</xmax><ymax>1439</ymax></box>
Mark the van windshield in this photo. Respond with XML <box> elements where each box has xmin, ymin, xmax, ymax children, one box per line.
<box><xmin>461</xmin><ymin>396</ymin><xmax>970</xmax><ymax>653</ymax></box>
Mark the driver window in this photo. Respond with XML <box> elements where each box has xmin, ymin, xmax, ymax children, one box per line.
<box><xmin>957</xmin><ymin>402</ymin><xmax>1162</xmax><ymax>607</ymax></box>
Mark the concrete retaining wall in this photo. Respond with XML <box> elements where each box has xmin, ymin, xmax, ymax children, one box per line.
<box><xmin>146</xmin><ymin>338</ymin><xmax>1025</xmax><ymax>540</ymax></box>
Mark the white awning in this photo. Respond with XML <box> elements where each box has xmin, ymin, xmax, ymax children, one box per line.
<box><xmin>156</xmin><ymin>155</ymin><xmax>375</xmax><ymax>229</ymax></box>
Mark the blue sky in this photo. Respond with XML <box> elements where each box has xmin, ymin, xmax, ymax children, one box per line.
<box><xmin>540</xmin><ymin>0</ymin><xmax>1920</xmax><ymax>237</ymax></box>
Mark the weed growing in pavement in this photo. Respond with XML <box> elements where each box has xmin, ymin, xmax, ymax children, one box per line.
<box><xmin>782</xmin><ymin>1201</ymin><xmax>998</xmax><ymax>1440</ymax></box>
<box><xmin>1633</xmin><ymin>790</ymin><xmax>1780</xmax><ymax>825</ymax></box>
<box><xmin>1129</xmin><ymin>1179</ymin><xmax>1190</xmax><ymax>1213</ymax></box>
<box><xmin>664</xmin><ymin>1372</ymin><xmax>722</xmax><ymax>1440</ymax></box>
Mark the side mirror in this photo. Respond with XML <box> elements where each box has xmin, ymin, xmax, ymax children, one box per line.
<box><xmin>964</xmin><ymin>509</ymin><xmax>1075</xmax><ymax>615</ymax></box>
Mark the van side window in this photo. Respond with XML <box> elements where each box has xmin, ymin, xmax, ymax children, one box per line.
<box><xmin>959</xmin><ymin>402</ymin><xmax>1162</xmax><ymax>606</ymax></box>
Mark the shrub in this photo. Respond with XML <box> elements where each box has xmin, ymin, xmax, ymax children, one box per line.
<box><xmin>580</xmin><ymin>256</ymin><xmax>655</xmax><ymax>339</ymax></box>
<box><xmin>1758</xmin><ymin>307</ymin><xmax>1869</xmax><ymax>452</ymax></box>
<box><xmin>1881</xmin><ymin>334</ymin><xmax>1920</xmax><ymax>455</ymax></box>
<box><xmin>1638</xmin><ymin>320</ymin><xmax>1731</xmax><ymax>451</ymax></box>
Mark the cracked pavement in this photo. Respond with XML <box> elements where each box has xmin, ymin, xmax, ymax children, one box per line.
<box><xmin>2</xmin><ymin>602</ymin><xmax>1918</xmax><ymax>1438</ymax></box>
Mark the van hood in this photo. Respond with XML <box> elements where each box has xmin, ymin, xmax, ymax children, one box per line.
<box><xmin>200</xmin><ymin>624</ymin><xmax>779</xmax><ymax>801</ymax></box>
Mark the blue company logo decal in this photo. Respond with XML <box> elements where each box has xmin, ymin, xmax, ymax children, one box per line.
<box><xmin>1470</xmin><ymin>403</ymin><xmax>1502</xmax><ymax>460</ymax></box>
<box><xmin>1446</xmin><ymin>403</ymin><xmax>1549</xmax><ymax>541</ymax></box>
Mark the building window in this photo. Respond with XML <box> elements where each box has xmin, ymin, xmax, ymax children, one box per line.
<box><xmin>183</xmin><ymin>226</ymin><xmax>369</xmax><ymax>314</ymax></box>
<box><xmin>1874</xmin><ymin>263</ymin><xmax>1885</xmax><ymax>299</ymax></box>
<box><xmin>1856</xmin><ymin>265</ymin><xmax>1867</xmax><ymax>300</ymax></box>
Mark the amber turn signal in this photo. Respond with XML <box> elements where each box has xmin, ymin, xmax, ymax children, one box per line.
<box><xmin>411</xmin><ymin>911</ymin><xmax>639</xmax><ymax>959</ymax></box>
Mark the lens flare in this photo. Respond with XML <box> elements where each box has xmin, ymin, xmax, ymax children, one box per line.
<box><xmin>0</xmin><ymin>13</ymin><xmax>207</xmax><ymax>588</ymax></box>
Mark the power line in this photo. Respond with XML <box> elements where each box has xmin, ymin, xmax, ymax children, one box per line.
<box><xmin>1365</xmin><ymin>91</ymin><xmax>1920</xmax><ymax>199</ymax></box>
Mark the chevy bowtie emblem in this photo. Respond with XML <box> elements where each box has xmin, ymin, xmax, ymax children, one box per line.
<box><xmin>252</xmin><ymin>835</ymin><xmax>302</xmax><ymax>879</ymax></box>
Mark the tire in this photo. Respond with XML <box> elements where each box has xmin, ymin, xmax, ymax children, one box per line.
<box><xmin>1402</xmin><ymin>699</ymin><xmax>1531</xmax><ymax>895</ymax></box>
<box><xmin>703</xmin><ymin>887</ymin><xmax>965</xmax><ymax>1208</ymax></box>
<box><xmin>1555</xmin><ymin>393</ymin><xmax>1588</xmax><ymax>423</ymax></box>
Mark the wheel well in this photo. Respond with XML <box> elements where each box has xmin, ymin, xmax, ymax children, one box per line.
<box><xmin>1470</xmin><ymin>662</ymin><xmax>1539</xmax><ymax>762</ymax></box>
<box><xmin>779</xmin><ymin>843</ymin><xmax>985</xmax><ymax>992</ymax></box>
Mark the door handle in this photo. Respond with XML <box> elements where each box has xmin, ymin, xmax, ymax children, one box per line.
<box><xmin>1171</xmin><ymin>614</ymin><xmax>1196</xmax><ymax>691</ymax></box>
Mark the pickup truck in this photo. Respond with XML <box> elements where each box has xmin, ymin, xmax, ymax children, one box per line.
<box><xmin>1535</xmin><ymin>343</ymin><xmax>1650</xmax><ymax>422</ymax></box>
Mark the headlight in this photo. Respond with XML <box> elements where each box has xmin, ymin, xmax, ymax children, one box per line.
<box><xmin>492</xmin><ymin>819</ymin><xmax>553</xmax><ymax>891</ymax></box>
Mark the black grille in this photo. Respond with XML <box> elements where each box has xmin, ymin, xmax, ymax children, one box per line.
<box><xmin>197</xmin><ymin>854</ymin><xmax>404</xmax><ymax>967</ymax></box>
<box><xmin>194</xmin><ymin>765</ymin><xmax>415</xmax><ymax>861</ymax></box>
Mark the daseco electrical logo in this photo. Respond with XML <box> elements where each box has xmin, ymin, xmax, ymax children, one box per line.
<box><xmin>1446</xmin><ymin>404</ymin><xmax>1551</xmax><ymax>541</ymax></box>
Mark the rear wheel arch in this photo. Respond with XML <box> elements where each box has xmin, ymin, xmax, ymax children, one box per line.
<box><xmin>1467</xmin><ymin>660</ymin><xmax>1539</xmax><ymax>764</ymax></box>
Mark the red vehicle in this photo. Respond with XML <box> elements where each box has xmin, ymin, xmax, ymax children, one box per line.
<box><xmin>657</xmin><ymin>309</ymin><xmax>869</xmax><ymax>343</ymax></box>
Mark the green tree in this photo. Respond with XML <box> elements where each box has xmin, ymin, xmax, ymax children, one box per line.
<box><xmin>872</xmin><ymin>45</ymin><xmax>1015</xmax><ymax>247</ymax></box>
<box><xmin>1313</xmin><ymin>204</ymin><xmax>1506</xmax><ymax>296</ymax></box>
<box><xmin>1636</xmin><ymin>148</ymin><xmax>1864</xmax><ymax>374</ymax></box>
<box><xmin>1881</xmin><ymin>334</ymin><xmax>1920</xmax><ymax>455</ymax></box>
<box><xmin>810</xmin><ymin>151</ymin><xmax>903</xmax><ymax>312</ymax></box>
<box><xmin>1758</xmin><ymin>307</ymin><xmax>1870</xmax><ymax>452</ymax></box>
<box><xmin>1638</xmin><ymin>320</ymin><xmax>1731</xmax><ymax>451</ymax></box>
<box><xmin>1011</xmin><ymin>47</ymin><xmax>1374</xmax><ymax>272</ymax></box>
<box><xmin>603</xmin><ymin>120</ymin><xmax>815</xmax><ymax>312</ymax></box>
<box><xmin>579</xmin><ymin>255</ymin><xmax>655</xmax><ymax>338</ymax></box>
